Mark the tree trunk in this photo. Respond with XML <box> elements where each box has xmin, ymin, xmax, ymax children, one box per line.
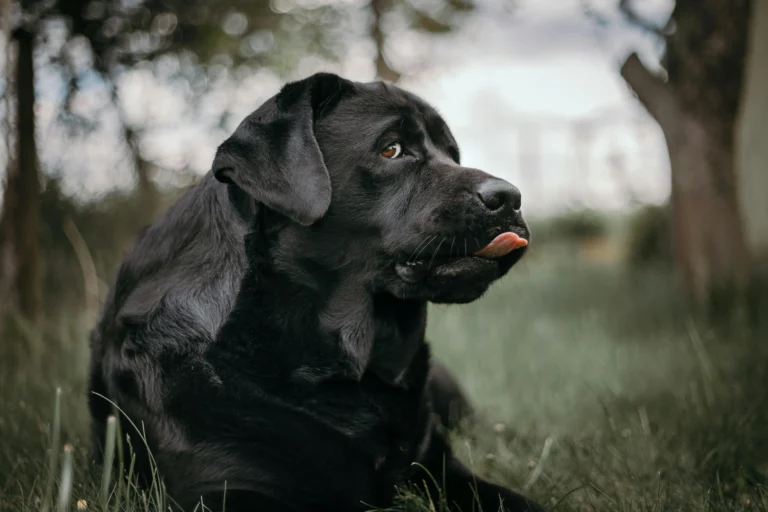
<box><xmin>665</xmin><ymin>113</ymin><xmax>749</xmax><ymax>308</ymax></box>
<box><xmin>735</xmin><ymin>0</ymin><xmax>768</xmax><ymax>276</ymax></box>
<box><xmin>106</xmin><ymin>78</ymin><xmax>159</xmax><ymax>219</ymax></box>
<box><xmin>0</xmin><ymin>27</ymin><xmax>43</xmax><ymax>321</ymax></box>
<box><xmin>124</xmin><ymin>124</ymin><xmax>159</xmax><ymax>217</ymax></box>
<box><xmin>735</xmin><ymin>0</ymin><xmax>768</xmax><ymax>316</ymax></box>
<box><xmin>619</xmin><ymin>0</ymin><xmax>753</xmax><ymax>313</ymax></box>
<box><xmin>0</xmin><ymin>0</ymin><xmax>15</xmax><ymax>314</ymax></box>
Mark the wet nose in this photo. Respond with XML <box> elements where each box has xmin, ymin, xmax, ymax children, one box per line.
<box><xmin>476</xmin><ymin>179</ymin><xmax>522</xmax><ymax>212</ymax></box>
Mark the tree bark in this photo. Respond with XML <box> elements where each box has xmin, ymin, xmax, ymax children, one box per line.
<box><xmin>0</xmin><ymin>27</ymin><xmax>43</xmax><ymax>320</ymax></box>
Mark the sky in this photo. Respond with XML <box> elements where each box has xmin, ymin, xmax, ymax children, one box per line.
<box><xmin>10</xmin><ymin>0</ymin><xmax>676</xmax><ymax>218</ymax></box>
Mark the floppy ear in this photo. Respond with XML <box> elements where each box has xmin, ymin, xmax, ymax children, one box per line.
<box><xmin>212</xmin><ymin>73</ymin><xmax>353</xmax><ymax>226</ymax></box>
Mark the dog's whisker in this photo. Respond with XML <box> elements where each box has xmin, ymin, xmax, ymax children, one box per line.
<box><xmin>323</xmin><ymin>259</ymin><xmax>354</xmax><ymax>272</ymax></box>
<box><xmin>411</xmin><ymin>235</ymin><xmax>437</xmax><ymax>263</ymax></box>
<box><xmin>428</xmin><ymin>237</ymin><xmax>447</xmax><ymax>272</ymax></box>
<box><xmin>409</xmin><ymin>235</ymin><xmax>434</xmax><ymax>262</ymax></box>
<box><xmin>464</xmin><ymin>237</ymin><xmax>467</xmax><ymax>259</ymax></box>
<box><xmin>449</xmin><ymin>236</ymin><xmax>456</xmax><ymax>260</ymax></box>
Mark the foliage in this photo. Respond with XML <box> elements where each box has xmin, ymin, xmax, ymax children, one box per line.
<box><xmin>16</xmin><ymin>0</ymin><xmax>343</xmax><ymax>75</ymax></box>
<box><xmin>624</xmin><ymin>203</ymin><xmax>672</xmax><ymax>269</ymax></box>
<box><xmin>33</xmin><ymin>178</ymin><xmax>188</xmax><ymax>315</ymax></box>
<box><xmin>531</xmin><ymin>208</ymin><xmax>609</xmax><ymax>245</ymax></box>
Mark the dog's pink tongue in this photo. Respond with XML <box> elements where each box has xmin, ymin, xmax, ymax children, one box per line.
<box><xmin>473</xmin><ymin>232</ymin><xmax>528</xmax><ymax>259</ymax></box>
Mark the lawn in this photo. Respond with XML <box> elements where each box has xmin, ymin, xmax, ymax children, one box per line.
<box><xmin>1</xmin><ymin>243</ymin><xmax>766</xmax><ymax>511</ymax></box>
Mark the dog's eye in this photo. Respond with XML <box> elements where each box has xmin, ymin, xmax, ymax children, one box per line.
<box><xmin>380</xmin><ymin>142</ymin><xmax>403</xmax><ymax>159</ymax></box>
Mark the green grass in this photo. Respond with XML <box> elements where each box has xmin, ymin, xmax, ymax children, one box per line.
<box><xmin>1</xmin><ymin>250</ymin><xmax>767</xmax><ymax>511</ymax></box>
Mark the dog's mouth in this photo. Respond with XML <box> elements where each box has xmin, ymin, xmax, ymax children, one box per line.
<box><xmin>394</xmin><ymin>230</ymin><xmax>529</xmax><ymax>284</ymax></box>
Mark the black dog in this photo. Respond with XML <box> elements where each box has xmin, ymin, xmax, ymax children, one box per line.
<box><xmin>88</xmin><ymin>73</ymin><xmax>541</xmax><ymax>512</ymax></box>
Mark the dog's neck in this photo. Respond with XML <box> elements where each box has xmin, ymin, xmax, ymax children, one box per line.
<box><xmin>239</xmin><ymin>212</ymin><xmax>430</xmax><ymax>385</ymax></box>
<box><xmin>318</xmin><ymin>272</ymin><xmax>428</xmax><ymax>383</ymax></box>
<box><xmin>239</xmin><ymin>234</ymin><xmax>428</xmax><ymax>385</ymax></box>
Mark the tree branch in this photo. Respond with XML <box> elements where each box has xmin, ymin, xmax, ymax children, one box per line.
<box><xmin>618</xmin><ymin>0</ymin><xmax>671</xmax><ymax>38</ymax></box>
<box><xmin>103</xmin><ymin>67</ymin><xmax>158</xmax><ymax>204</ymax></box>
<box><xmin>620</xmin><ymin>52</ymin><xmax>679</xmax><ymax>132</ymax></box>
<box><xmin>579</xmin><ymin>0</ymin><xmax>611</xmax><ymax>27</ymax></box>
<box><xmin>370</xmin><ymin>0</ymin><xmax>401</xmax><ymax>83</ymax></box>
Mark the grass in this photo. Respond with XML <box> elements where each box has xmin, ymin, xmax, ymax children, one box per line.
<box><xmin>1</xmin><ymin>246</ymin><xmax>767</xmax><ymax>511</ymax></box>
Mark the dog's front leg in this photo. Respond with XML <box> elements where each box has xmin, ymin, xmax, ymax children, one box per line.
<box><xmin>414</xmin><ymin>432</ymin><xmax>544</xmax><ymax>512</ymax></box>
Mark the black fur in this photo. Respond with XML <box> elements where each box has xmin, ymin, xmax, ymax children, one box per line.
<box><xmin>89</xmin><ymin>73</ymin><xmax>541</xmax><ymax>512</ymax></box>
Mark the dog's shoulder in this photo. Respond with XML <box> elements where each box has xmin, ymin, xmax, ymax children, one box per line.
<box><xmin>100</xmin><ymin>175</ymin><xmax>251</xmax><ymax>353</ymax></box>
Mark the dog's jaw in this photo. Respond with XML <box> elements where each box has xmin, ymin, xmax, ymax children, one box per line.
<box><xmin>387</xmin><ymin>220</ymin><xmax>530</xmax><ymax>304</ymax></box>
<box><xmin>383</xmin><ymin>244</ymin><xmax>527</xmax><ymax>304</ymax></box>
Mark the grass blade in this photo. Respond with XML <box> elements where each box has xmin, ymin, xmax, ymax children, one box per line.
<box><xmin>41</xmin><ymin>387</ymin><xmax>62</xmax><ymax>512</ymax></box>
<box><xmin>101</xmin><ymin>415</ymin><xmax>118</xmax><ymax>504</ymax></box>
<box><xmin>56</xmin><ymin>444</ymin><xmax>73</xmax><ymax>512</ymax></box>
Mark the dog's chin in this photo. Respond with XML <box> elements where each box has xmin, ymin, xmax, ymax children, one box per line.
<box><xmin>384</xmin><ymin>247</ymin><xmax>526</xmax><ymax>304</ymax></box>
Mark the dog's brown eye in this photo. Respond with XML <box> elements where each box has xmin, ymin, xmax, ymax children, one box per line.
<box><xmin>381</xmin><ymin>142</ymin><xmax>402</xmax><ymax>159</ymax></box>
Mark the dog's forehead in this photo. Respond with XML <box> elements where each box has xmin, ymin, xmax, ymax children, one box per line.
<box><xmin>332</xmin><ymin>81</ymin><xmax>453</xmax><ymax>141</ymax></box>
<box><xmin>352</xmin><ymin>81</ymin><xmax>437</xmax><ymax>116</ymax></box>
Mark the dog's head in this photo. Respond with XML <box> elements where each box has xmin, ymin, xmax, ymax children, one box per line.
<box><xmin>213</xmin><ymin>73</ymin><xmax>529</xmax><ymax>304</ymax></box>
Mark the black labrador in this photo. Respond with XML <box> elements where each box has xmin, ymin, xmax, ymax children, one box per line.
<box><xmin>88</xmin><ymin>72</ymin><xmax>542</xmax><ymax>512</ymax></box>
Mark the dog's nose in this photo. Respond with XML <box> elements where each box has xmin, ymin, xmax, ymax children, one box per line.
<box><xmin>476</xmin><ymin>179</ymin><xmax>522</xmax><ymax>212</ymax></box>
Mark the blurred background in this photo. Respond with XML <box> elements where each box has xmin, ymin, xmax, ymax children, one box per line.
<box><xmin>1</xmin><ymin>0</ymin><xmax>767</xmax><ymax>510</ymax></box>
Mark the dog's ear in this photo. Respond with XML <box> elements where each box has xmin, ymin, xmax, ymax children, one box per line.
<box><xmin>212</xmin><ymin>73</ymin><xmax>353</xmax><ymax>226</ymax></box>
